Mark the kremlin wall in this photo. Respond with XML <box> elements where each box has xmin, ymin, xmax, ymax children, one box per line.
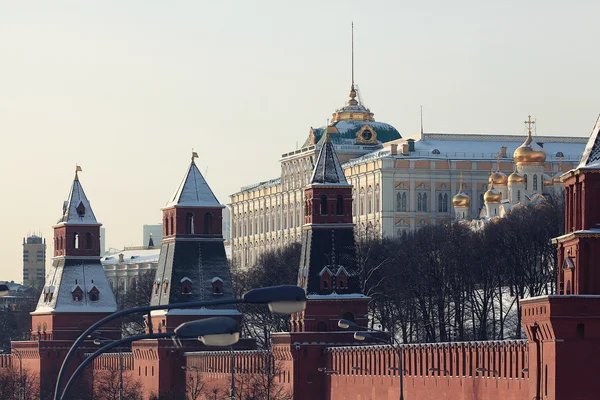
<box><xmin>3</xmin><ymin>97</ymin><xmax>600</xmax><ymax>399</ymax></box>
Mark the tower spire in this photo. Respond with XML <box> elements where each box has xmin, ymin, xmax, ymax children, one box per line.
<box><xmin>351</xmin><ymin>21</ymin><xmax>354</xmax><ymax>89</ymax></box>
<box><xmin>347</xmin><ymin>22</ymin><xmax>358</xmax><ymax>106</ymax></box>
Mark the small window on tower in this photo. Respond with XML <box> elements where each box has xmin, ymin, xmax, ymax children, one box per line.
<box><xmin>73</xmin><ymin>233</ymin><xmax>79</xmax><ymax>250</ymax></box>
<box><xmin>204</xmin><ymin>213</ymin><xmax>213</xmax><ymax>234</ymax></box>
<box><xmin>88</xmin><ymin>286</ymin><xmax>99</xmax><ymax>302</ymax></box>
<box><xmin>85</xmin><ymin>232</ymin><xmax>92</xmax><ymax>250</ymax></box>
<box><xmin>186</xmin><ymin>213</ymin><xmax>195</xmax><ymax>234</ymax></box>
<box><xmin>336</xmin><ymin>195</ymin><xmax>344</xmax><ymax>215</ymax></box>
<box><xmin>72</xmin><ymin>286</ymin><xmax>83</xmax><ymax>301</ymax></box>
<box><xmin>181</xmin><ymin>277</ymin><xmax>192</xmax><ymax>294</ymax></box>
<box><xmin>76</xmin><ymin>201</ymin><xmax>86</xmax><ymax>217</ymax></box>
<box><xmin>212</xmin><ymin>277</ymin><xmax>223</xmax><ymax>296</ymax></box>
<box><xmin>320</xmin><ymin>195</ymin><xmax>328</xmax><ymax>215</ymax></box>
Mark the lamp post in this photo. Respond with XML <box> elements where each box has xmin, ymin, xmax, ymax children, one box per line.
<box><xmin>0</xmin><ymin>347</ymin><xmax>23</xmax><ymax>400</ymax></box>
<box><xmin>62</xmin><ymin>317</ymin><xmax>243</xmax><ymax>400</ymax></box>
<box><xmin>338</xmin><ymin>319</ymin><xmax>405</xmax><ymax>400</ymax></box>
<box><xmin>92</xmin><ymin>336</ymin><xmax>124</xmax><ymax>400</ymax></box>
<box><xmin>54</xmin><ymin>285</ymin><xmax>306</xmax><ymax>400</ymax></box>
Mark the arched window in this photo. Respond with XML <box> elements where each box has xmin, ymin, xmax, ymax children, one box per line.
<box><xmin>317</xmin><ymin>322</ymin><xmax>328</xmax><ymax>332</ymax></box>
<box><xmin>204</xmin><ymin>213</ymin><xmax>213</xmax><ymax>234</ymax></box>
<box><xmin>164</xmin><ymin>217</ymin><xmax>169</xmax><ymax>236</ymax></box>
<box><xmin>517</xmin><ymin>190</ymin><xmax>521</xmax><ymax>202</ymax></box>
<box><xmin>438</xmin><ymin>193</ymin><xmax>443</xmax><ymax>212</ymax></box>
<box><xmin>85</xmin><ymin>232</ymin><xmax>92</xmax><ymax>250</ymax></box>
<box><xmin>73</xmin><ymin>233</ymin><xmax>79</xmax><ymax>250</ymax></box>
<box><xmin>417</xmin><ymin>193</ymin><xmax>422</xmax><ymax>212</ymax></box>
<box><xmin>443</xmin><ymin>193</ymin><xmax>448</xmax><ymax>212</ymax></box>
<box><xmin>181</xmin><ymin>278</ymin><xmax>192</xmax><ymax>294</ymax></box>
<box><xmin>169</xmin><ymin>215</ymin><xmax>174</xmax><ymax>235</ymax></box>
<box><xmin>524</xmin><ymin>174</ymin><xmax>528</xmax><ymax>190</ymax></box>
<box><xmin>336</xmin><ymin>196</ymin><xmax>344</xmax><ymax>215</ymax></box>
<box><xmin>342</xmin><ymin>312</ymin><xmax>355</xmax><ymax>322</ymax></box>
<box><xmin>533</xmin><ymin>175</ymin><xmax>538</xmax><ymax>191</ymax></box>
<box><xmin>88</xmin><ymin>287</ymin><xmax>99</xmax><ymax>302</ymax></box>
<box><xmin>320</xmin><ymin>195</ymin><xmax>328</xmax><ymax>215</ymax></box>
<box><xmin>396</xmin><ymin>192</ymin><xmax>402</xmax><ymax>212</ymax></box>
<box><xmin>130</xmin><ymin>278</ymin><xmax>137</xmax><ymax>291</ymax></box>
<box><xmin>566</xmin><ymin>280</ymin><xmax>571</xmax><ymax>295</ymax></box>
<box><xmin>423</xmin><ymin>193</ymin><xmax>428</xmax><ymax>212</ymax></box>
<box><xmin>186</xmin><ymin>213</ymin><xmax>195</xmax><ymax>234</ymax></box>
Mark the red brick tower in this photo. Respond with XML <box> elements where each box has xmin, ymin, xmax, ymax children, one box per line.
<box><xmin>274</xmin><ymin>134</ymin><xmax>370</xmax><ymax>400</ymax></box>
<box><xmin>13</xmin><ymin>169</ymin><xmax>118</xmax><ymax>399</ymax></box>
<box><xmin>135</xmin><ymin>153</ymin><xmax>243</xmax><ymax>398</ymax></box>
<box><xmin>522</xmin><ymin>114</ymin><xmax>600</xmax><ymax>400</ymax></box>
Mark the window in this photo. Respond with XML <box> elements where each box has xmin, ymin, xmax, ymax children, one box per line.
<box><xmin>517</xmin><ymin>190</ymin><xmax>521</xmax><ymax>202</ymax></box>
<box><xmin>367</xmin><ymin>187</ymin><xmax>373</xmax><ymax>214</ymax></box>
<box><xmin>336</xmin><ymin>196</ymin><xmax>344</xmax><ymax>215</ymax></box>
<box><xmin>417</xmin><ymin>193</ymin><xmax>428</xmax><ymax>212</ymax></box>
<box><xmin>438</xmin><ymin>193</ymin><xmax>449</xmax><ymax>213</ymax></box>
<box><xmin>317</xmin><ymin>322</ymin><xmax>328</xmax><ymax>332</ymax></box>
<box><xmin>320</xmin><ymin>195</ymin><xmax>328</xmax><ymax>215</ymax></box>
<box><xmin>73</xmin><ymin>233</ymin><xmax>79</xmax><ymax>249</ymax></box>
<box><xmin>89</xmin><ymin>287</ymin><xmax>99</xmax><ymax>302</ymax></box>
<box><xmin>342</xmin><ymin>312</ymin><xmax>355</xmax><ymax>322</ymax></box>
<box><xmin>72</xmin><ymin>287</ymin><xmax>83</xmax><ymax>301</ymax></box>
<box><xmin>212</xmin><ymin>277</ymin><xmax>223</xmax><ymax>295</ymax></box>
<box><xmin>396</xmin><ymin>192</ymin><xmax>407</xmax><ymax>212</ymax></box>
<box><xmin>533</xmin><ymin>175</ymin><xmax>538</xmax><ymax>191</ymax></box>
<box><xmin>181</xmin><ymin>278</ymin><xmax>192</xmax><ymax>294</ymax></box>
<box><xmin>186</xmin><ymin>212</ymin><xmax>195</xmax><ymax>234</ymax></box>
<box><xmin>170</xmin><ymin>215</ymin><xmax>174</xmax><ymax>235</ymax></box>
<box><xmin>204</xmin><ymin>213</ymin><xmax>213</xmax><ymax>234</ymax></box>
<box><xmin>85</xmin><ymin>232</ymin><xmax>92</xmax><ymax>250</ymax></box>
<box><xmin>524</xmin><ymin>174</ymin><xmax>528</xmax><ymax>190</ymax></box>
<box><xmin>576</xmin><ymin>323</ymin><xmax>585</xmax><ymax>339</ymax></box>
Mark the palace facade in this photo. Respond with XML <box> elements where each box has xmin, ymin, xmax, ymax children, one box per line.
<box><xmin>230</xmin><ymin>87</ymin><xmax>585</xmax><ymax>267</ymax></box>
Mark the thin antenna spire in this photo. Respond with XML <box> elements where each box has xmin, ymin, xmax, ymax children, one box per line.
<box><xmin>351</xmin><ymin>21</ymin><xmax>354</xmax><ymax>88</ymax></box>
<box><xmin>420</xmin><ymin>105</ymin><xmax>424</xmax><ymax>136</ymax></box>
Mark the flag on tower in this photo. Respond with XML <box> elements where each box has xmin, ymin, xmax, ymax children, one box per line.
<box><xmin>76</xmin><ymin>165</ymin><xmax>82</xmax><ymax>172</ymax></box>
<box><xmin>192</xmin><ymin>151</ymin><xmax>198</xmax><ymax>159</ymax></box>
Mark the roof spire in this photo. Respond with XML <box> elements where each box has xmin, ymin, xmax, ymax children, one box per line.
<box><xmin>524</xmin><ymin>115</ymin><xmax>535</xmax><ymax>145</ymax></box>
<box><xmin>348</xmin><ymin>22</ymin><xmax>358</xmax><ymax>106</ymax></box>
<box><xmin>310</xmin><ymin>135</ymin><xmax>349</xmax><ymax>185</ymax></box>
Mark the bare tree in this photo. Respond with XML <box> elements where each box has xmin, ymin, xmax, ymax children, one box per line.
<box><xmin>0</xmin><ymin>365</ymin><xmax>40</xmax><ymax>400</ymax></box>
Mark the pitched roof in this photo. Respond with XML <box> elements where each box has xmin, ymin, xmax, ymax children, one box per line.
<box><xmin>579</xmin><ymin>113</ymin><xmax>600</xmax><ymax>169</ymax></box>
<box><xmin>310</xmin><ymin>135</ymin><xmax>350</xmax><ymax>185</ymax></box>
<box><xmin>57</xmin><ymin>172</ymin><xmax>98</xmax><ymax>225</ymax></box>
<box><xmin>165</xmin><ymin>159</ymin><xmax>222</xmax><ymax>208</ymax></box>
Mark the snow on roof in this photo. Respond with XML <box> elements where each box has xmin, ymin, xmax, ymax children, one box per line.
<box><xmin>310</xmin><ymin>136</ymin><xmax>350</xmax><ymax>185</ymax></box>
<box><xmin>180</xmin><ymin>277</ymin><xmax>192</xmax><ymax>283</ymax></box>
<box><xmin>56</xmin><ymin>173</ymin><xmax>98</xmax><ymax>225</ymax></box>
<box><xmin>101</xmin><ymin>248</ymin><xmax>160</xmax><ymax>266</ymax></box>
<box><xmin>579</xmin><ymin>113</ymin><xmax>600</xmax><ymax>168</ymax></box>
<box><xmin>165</xmin><ymin>159</ymin><xmax>222</xmax><ymax>208</ymax></box>
<box><xmin>33</xmin><ymin>260</ymin><xmax>117</xmax><ymax>314</ymax></box>
<box><xmin>210</xmin><ymin>277</ymin><xmax>223</xmax><ymax>283</ymax></box>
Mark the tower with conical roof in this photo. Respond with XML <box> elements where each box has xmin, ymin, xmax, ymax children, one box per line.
<box><xmin>31</xmin><ymin>168</ymin><xmax>118</xmax><ymax>340</ymax></box>
<box><xmin>292</xmin><ymin>135</ymin><xmax>369</xmax><ymax>333</ymax></box>
<box><xmin>149</xmin><ymin>152</ymin><xmax>239</xmax><ymax>332</ymax></box>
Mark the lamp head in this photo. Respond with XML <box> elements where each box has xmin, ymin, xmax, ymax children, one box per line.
<box><xmin>242</xmin><ymin>285</ymin><xmax>307</xmax><ymax>315</ymax></box>
<box><xmin>175</xmin><ymin>317</ymin><xmax>240</xmax><ymax>347</ymax></box>
<box><xmin>338</xmin><ymin>319</ymin><xmax>357</xmax><ymax>329</ymax></box>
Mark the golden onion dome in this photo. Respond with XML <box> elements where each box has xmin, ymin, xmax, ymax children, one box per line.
<box><xmin>484</xmin><ymin>187</ymin><xmax>502</xmax><ymax>204</ymax></box>
<box><xmin>513</xmin><ymin>133</ymin><xmax>546</xmax><ymax>165</ymax></box>
<box><xmin>508</xmin><ymin>171</ymin><xmax>525</xmax><ymax>184</ymax></box>
<box><xmin>543</xmin><ymin>173</ymin><xmax>554</xmax><ymax>187</ymax></box>
<box><xmin>452</xmin><ymin>192</ymin><xmax>470</xmax><ymax>208</ymax></box>
<box><xmin>488</xmin><ymin>171</ymin><xmax>508</xmax><ymax>186</ymax></box>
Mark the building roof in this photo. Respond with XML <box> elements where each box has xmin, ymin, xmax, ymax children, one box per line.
<box><xmin>101</xmin><ymin>248</ymin><xmax>161</xmax><ymax>266</ymax></box>
<box><xmin>57</xmin><ymin>172</ymin><xmax>98</xmax><ymax>225</ymax></box>
<box><xmin>310</xmin><ymin>136</ymin><xmax>350</xmax><ymax>185</ymax></box>
<box><xmin>579</xmin><ymin>113</ymin><xmax>600</xmax><ymax>169</ymax></box>
<box><xmin>33</xmin><ymin>258</ymin><xmax>117</xmax><ymax>314</ymax></box>
<box><xmin>165</xmin><ymin>158</ymin><xmax>222</xmax><ymax>208</ymax></box>
<box><xmin>307</xmin><ymin>120</ymin><xmax>401</xmax><ymax>147</ymax></box>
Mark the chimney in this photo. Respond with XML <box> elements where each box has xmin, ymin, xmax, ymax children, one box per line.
<box><xmin>407</xmin><ymin>139</ymin><xmax>415</xmax><ymax>152</ymax></box>
<box><xmin>500</xmin><ymin>146</ymin><xmax>507</xmax><ymax>158</ymax></box>
<box><xmin>390</xmin><ymin>144</ymin><xmax>398</xmax><ymax>155</ymax></box>
<box><xmin>118</xmin><ymin>253</ymin><xmax>124</xmax><ymax>263</ymax></box>
<box><xmin>402</xmin><ymin>144</ymin><xmax>410</xmax><ymax>156</ymax></box>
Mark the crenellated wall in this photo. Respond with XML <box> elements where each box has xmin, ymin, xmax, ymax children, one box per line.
<box><xmin>326</xmin><ymin>340</ymin><xmax>529</xmax><ymax>400</ymax></box>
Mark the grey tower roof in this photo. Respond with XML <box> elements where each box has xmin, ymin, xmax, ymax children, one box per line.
<box><xmin>57</xmin><ymin>172</ymin><xmax>98</xmax><ymax>225</ymax></box>
<box><xmin>165</xmin><ymin>159</ymin><xmax>222</xmax><ymax>208</ymax></box>
<box><xmin>579</xmin><ymin>113</ymin><xmax>600</xmax><ymax>169</ymax></box>
<box><xmin>310</xmin><ymin>135</ymin><xmax>350</xmax><ymax>185</ymax></box>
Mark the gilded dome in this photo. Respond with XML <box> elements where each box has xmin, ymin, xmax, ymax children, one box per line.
<box><xmin>508</xmin><ymin>171</ymin><xmax>525</xmax><ymax>184</ymax></box>
<box><xmin>484</xmin><ymin>187</ymin><xmax>502</xmax><ymax>204</ymax></box>
<box><xmin>488</xmin><ymin>171</ymin><xmax>508</xmax><ymax>186</ymax></box>
<box><xmin>513</xmin><ymin>134</ymin><xmax>546</xmax><ymax>165</ymax></box>
<box><xmin>543</xmin><ymin>173</ymin><xmax>554</xmax><ymax>187</ymax></box>
<box><xmin>452</xmin><ymin>192</ymin><xmax>470</xmax><ymax>208</ymax></box>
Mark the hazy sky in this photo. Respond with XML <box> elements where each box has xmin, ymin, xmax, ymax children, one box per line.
<box><xmin>1</xmin><ymin>1</ymin><xmax>598</xmax><ymax>283</ymax></box>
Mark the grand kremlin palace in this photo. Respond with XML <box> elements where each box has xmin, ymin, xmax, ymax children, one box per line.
<box><xmin>229</xmin><ymin>86</ymin><xmax>586</xmax><ymax>267</ymax></box>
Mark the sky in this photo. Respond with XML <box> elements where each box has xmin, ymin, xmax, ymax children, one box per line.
<box><xmin>1</xmin><ymin>0</ymin><xmax>599</xmax><ymax>283</ymax></box>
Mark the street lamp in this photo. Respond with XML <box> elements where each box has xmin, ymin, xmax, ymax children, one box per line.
<box><xmin>340</xmin><ymin>320</ymin><xmax>405</xmax><ymax>400</ymax></box>
<box><xmin>54</xmin><ymin>284</ymin><xmax>306</xmax><ymax>400</ymax></box>
<box><xmin>61</xmin><ymin>317</ymin><xmax>243</xmax><ymax>400</ymax></box>
<box><xmin>0</xmin><ymin>347</ymin><xmax>23</xmax><ymax>400</ymax></box>
<box><xmin>92</xmin><ymin>336</ymin><xmax>125</xmax><ymax>400</ymax></box>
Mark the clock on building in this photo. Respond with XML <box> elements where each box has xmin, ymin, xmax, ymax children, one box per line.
<box><xmin>361</xmin><ymin>130</ymin><xmax>373</xmax><ymax>141</ymax></box>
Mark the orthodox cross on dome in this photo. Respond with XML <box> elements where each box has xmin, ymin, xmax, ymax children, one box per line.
<box><xmin>525</xmin><ymin>115</ymin><xmax>535</xmax><ymax>135</ymax></box>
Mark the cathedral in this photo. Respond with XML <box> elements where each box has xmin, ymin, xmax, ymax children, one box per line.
<box><xmin>453</xmin><ymin>116</ymin><xmax>562</xmax><ymax>226</ymax></box>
